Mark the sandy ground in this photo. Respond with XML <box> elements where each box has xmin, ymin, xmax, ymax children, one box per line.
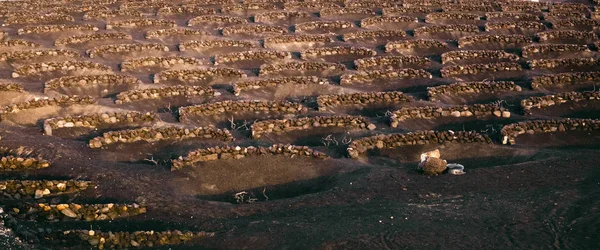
<box><xmin>0</xmin><ymin>0</ymin><xmax>600</xmax><ymax>249</ymax></box>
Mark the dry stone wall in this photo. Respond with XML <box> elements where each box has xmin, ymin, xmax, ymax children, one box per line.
<box><xmin>251</xmin><ymin>116</ymin><xmax>376</xmax><ymax>139</ymax></box>
<box><xmin>89</xmin><ymin>126</ymin><xmax>233</xmax><ymax>148</ymax></box>
<box><xmin>501</xmin><ymin>119</ymin><xmax>600</xmax><ymax>144</ymax></box>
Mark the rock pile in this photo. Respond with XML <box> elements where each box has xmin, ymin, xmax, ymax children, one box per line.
<box><xmin>343</xmin><ymin>30</ymin><xmax>407</xmax><ymax>42</ymax></box>
<box><xmin>82</xmin><ymin>9</ymin><xmax>142</xmax><ymax>20</ymax></box>
<box><xmin>178</xmin><ymin>39</ymin><xmax>256</xmax><ymax>52</ymax></box>
<box><xmin>87</xmin><ymin>43</ymin><xmax>169</xmax><ymax>58</ymax></box>
<box><xmin>172</xmin><ymin>144</ymin><xmax>328</xmax><ymax>170</ymax></box>
<box><xmin>355</xmin><ymin>55</ymin><xmax>430</xmax><ymax>70</ymax></box>
<box><xmin>44</xmin><ymin>74</ymin><xmax>141</xmax><ymax>92</ymax></box>
<box><xmin>535</xmin><ymin>30</ymin><xmax>597</xmax><ymax>44</ymax></box>
<box><xmin>301</xmin><ymin>46</ymin><xmax>376</xmax><ymax>60</ymax></box>
<box><xmin>521</xmin><ymin>91</ymin><xmax>600</xmax><ymax>113</ymax></box>
<box><xmin>89</xmin><ymin>126</ymin><xmax>233</xmax><ymax>148</ymax></box>
<box><xmin>425</xmin><ymin>13</ymin><xmax>480</xmax><ymax>23</ymax></box>
<box><xmin>2</xmin><ymin>13</ymin><xmax>74</xmax><ymax>26</ymax></box>
<box><xmin>222</xmin><ymin>24</ymin><xmax>287</xmax><ymax>37</ymax></box>
<box><xmin>382</xmin><ymin>6</ymin><xmax>431</xmax><ymax>16</ymax></box>
<box><xmin>0</xmin><ymin>96</ymin><xmax>95</xmax><ymax>121</ymax></box>
<box><xmin>264</xmin><ymin>34</ymin><xmax>334</xmax><ymax>49</ymax></box>
<box><xmin>187</xmin><ymin>15</ymin><xmax>248</xmax><ymax>27</ymax></box>
<box><xmin>220</xmin><ymin>3</ymin><xmax>278</xmax><ymax>13</ymax></box>
<box><xmin>43</xmin><ymin>111</ymin><xmax>157</xmax><ymax>135</ymax></box>
<box><xmin>254</xmin><ymin>10</ymin><xmax>312</xmax><ymax>23</ymax></box>
<box><xmin>0</xmin><ymin>83</ymin><xmax>24</xmax><ymax>92</ymax></box>
<box><xmin>458</xmin><ymin>34</ymin><xmax>531</xmax><ymax>49</ymax></box>
<box><xmin>233</xmin><ymin>76</ymin><xmax>328</xmax><ymax>95</ymax></box>
<box><xmin>0</xmin><ymin>49</ymin><xmax>80</xmax><ymax>62</ymax></box>
<box><xmin>284</xmin><ymin>2</ymin><xmax>340</xmax><ymax>11</ymax></box>
<box><xmin>501</xmin><ymin>119</ymin><xmax>600</xmax><ymax>144</ymax></box>
<box><xmin>531</xmin><ymin>71</ymin><xmax>600</xmax><ymax>89</ymax></box>
<box><xmin>385</xmin><ymin>39</ymin><xmax>448</xmax><ymax>52</ymax></box>
<box><xmin>294</xmin><ymin>20</ymin><xmax>354</xmax><ymax>33</ymax></box>
<box><xmin>115</xmin><ymin>85</ymin><xmax>215</xmax><ymax>104</ymax></box>
<box><xmin>317</xmin><ymin>91</ymin><xmax>413</xmax><ymax>111</ymax></box>
<box><xmin>485</xmin><ymin>12</ymin><xmax>539</xmax><ymax>22</ymax></box>
<box><xmin>320</xmin><ymin>7</ymin><xmax>374</xmax><ymax>17</ymax></box>
<box><xmin>121</xmin><ymin>56</ymin><xmax>205</xmax><ymax>72</ymax></box>
<box><xmin>414</xmin><ymin>24</ymin><xmax>480</xmax><ymax>37</ymax></box>
<box><xmin>521</xmin><ymin>44</ymin><xmax>590</xmax><ymax>58</ymax></box>
<box><xmin>0</xmin><ymin>154</ymin><xmax>50</xmax><ymax>171</ymax></box>
<box><xmin>8</xmin><ymin>203</ymin><xmax>146</xmax><ymax>221</ymax></box>
<box><xmin>179</xmin><ymin>100</ymin><xmax>306</xmax><ymax>120</ymax></box>
<box><xmin>251</xmin><ymin>115</ymin><xmax>376</xmax><ymax>139</ymax></box>
<box><xmin>214</xmin><ymin>50</ymin><xmax>291</xmax><ymax>65</ymax></box>
<box><xmin>12</xmin><ymin>61</ymin><xmax>112</xmax><ymax>78</ymax></box>
<box><xmin>389</xmin><ymin>104</ymin><xmax>510</xmax><ymax>127</ymax></box>
<box><xmin>17</xmin><ymin>24</ymin><xmax>98</xmax><ymax>35</ymax></box>
<box><xmin>0</xmin><ymin>39</ymin><xmax>41</xmax><ymax>49</ymax></box>
<box><xmin>0</xmin><ymin>180</ymin><xmax>91</xmax><ymax>199</ymax></box>
<box><xmin>259</xmin><ymin>61</ymin><xmax>346</xmax><ymax>76</ymax></box>
<box><xmin>106</xmin><ymin>19</ymin><xmax>176</xmax><ymax>29</ymax></box>
<box><xmin>359</xmin><ymin>16</ymin><xmax>417</xmax><ymax>27</ymax></box>
<box><xmin>156</xmin><ymin>6</ymin><xmax>216</xmax><ymax>16</ymax></box>
<box><xmin>528</xmin><ymin>58</ymin><xmax>599</xmax><ymax>70</ymax></box>
<box><xmin>145</xmin><ymin>28</ymin><xmax>209</xmax><ymax>40</ymax></box>
<box><xmin>551</xmin><ymin>19</ymin><xmax>600</xmax><ymax>31</ymax></box>
<box><xmin>441</xmin><ymin>50</ymin><xmax>519</xmax><ymax>64</ymax></box>
<box><xmin>52</xmin><ymin>230</ymin><xmax>213</xmax><ymax>249</ymax></box>
<box><xmin>441</xmin><ymin>62</ymin><xmax>523</xmax><ymax>78</ymax></box>
<box><xmin>341</xmin><ymin>69</ymin><xmax>432</xmax><ymax>84</ymax></box>
<box><xmin>154</xmin><ymin>68</ymin><xmax>246</xmax><ymax>84</ymax></box>
<box><xmin>427</xmin><ymin>81</ymin><xmax>521</xmax><ymax>100</ymax></box>
<box><xmin>347</xmin><ymin>130</ymin><xmax>491</xmax><ymax>158</ymax></box>
<box><xmin>55</xmin><ymin>33</ymin><xmax>132</xmax><ymax>46</ymax></box>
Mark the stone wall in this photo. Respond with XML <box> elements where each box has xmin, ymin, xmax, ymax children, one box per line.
<box><xmin>521</xmin><ymin>44</ymin><xmax>590</xmax><ymax>58</ymax></box>
<box><xmin>341</xmin><ymin>68</ymin><xmax>432</xmax><ymax>84</ymax></box>
<box><xmin>485</xmin><ymin>12</ymin><xmax>539</xmax><ymax>22</ymax></box>
<box><xmin>83</xmin><ymin>9</ymin><xmax>142</xmax><ymax>20</ymax></box>
<box><xmin>17</xmin><ymin>24</ymin><xmax>99</xmax><ymax>35</ymax></box>
<box><xmin>440</xmin><ymin>62</ymin><xmax>522</xmax><ymax>78</ymax></box>
<box><xmin>360</xmin><ymin>16</ymin><xmax>418</xmax><ymax>27</ymax></box>
<box><xmin>0</xmin><ymin>180</ymin><xmax>91</xmax><ymax>199</ymax></box>
<box><xmin>301</xmin><ymin>46</ymin><xmax>376</xmax><ymax>60</ymax></box>
<box><xmin>120</xmin><ymin>56</ymin><xmax>205</xmax><ymax>72</ymax></box>
<box><xmin>0</xmin><ymin>83</ymin><xmax>24</xmax><ymax>92</ymax></box>
<box><xmin>0</xmin><ymin>96</ymin><xmax>95</xmax><ymax>121</ymax></box>
<box><xmin>259</xmin><ymin>61</ymin><xmax>346</xmax><ymax>76</ymax></box>
<box><xmin>87</xmin><ymin>43</ymin><xmax>169</xmax><ymax>58</ymax></box>
<box><xmin>53</xmin><ymin>230</ymin><xmax>212</xmax><ymax>249</ymax></box>
<box><xmin>44</xmin><ymin>74</ymin><xmax>141</xmax><ymax>92</ymax></box>
<box><xmin>172</xmin><ymin>144</ymin><xmax>328</xmax><ymax>170</ymax></box>
<box><xmin>551</xmin><ymin>19</ymin><xmax>600</xmax><ymax>30</ymax></box>
<box><xmin>484</xmin><ymin>21</ymin><xmax>546</xmax><ymax>32</ymax></box>
<box><xmin>347</xmin><ymin>130</ymin><xmax>491</xmax><ymax>158</ymax></box>
<box><xmin>233</xmin><ymin>76</ymin><xmax>328</xmax><ymax>95</ymax></box>
<box><xmin>154</xmin><ymin>68</ymin><xmax>247</xmax><ymax>84</ymax></box>
<box><xmin>251</xmin><ymin>116</ymin><xmax>376</xmax><ymax>139</ymax></box>
<box><xmin>527</xmin><ymin>58</ymin><xmax>600</xmax><ymax>70</ymax></box>
<box><xmin>385</xmin><ymin>39</ymin><xmax>448</xmax><ymax>52</ymax></box>
<box><xmin>105</xmin><ymin>18</ymin><xmax>176</xmax><ymax>29</ymax></box>
<box><xmin>501</xmin><ymin>119</ymin><xmax>600</xmax><ymax>144</ymax></box>
<box><xmin>8</xmin><ymin>203</ymin><xmax>146</xmax><ymax>221</ymax></box>
<box><xmin>382</xmin><ymin>6</ymin><xmax>431</xmax><ymax>16</ymax></box>
<box><xmin>178</xmin><ymin>100</ymin><xmax>307</xmax><ymax>120</ymax></box>
<box><xmin>222</xmin><ymin>24</ymin><xmax>287</xmax><ymax>37</ymax></box>
<box><xmin>427</xmin><ymin>81</ymin><xmax>521</xmax><ymax>101</ymax></box>
<box><xmin>441</xmin><ymin>50</ymin><xmax>519</xmax><ymax>64</ymax></box>
<box><xmin>535</xmin><ymin>30</ymin><xmax>597</xmax><ymax>44</ymax></box>
<box><xmin>145</xmin><ymin>28</ymin><xmax>210</xmax><ymax>39</ymax></box>
<box><xmin>414</xmin><ymin>24</ymin><xmax>479</xmax><ymax>37</ymax></box>
<box><xmin>119</xmin><ymin>1</ymin><xmax>171</xmax><ymax>10</ymax></box>
<box><xmin>156</xmin><ymin>6</ymin><xmax>216</xmax><ymax>16</ymax></box>
<box><xmin>178</xmin><ymin>39</ymin><xmax>256</xmax><ymax>51</ymax></box>
<box><xmin>220</xmin><ymin>3</ymin><xmax>278</xmax><ymax>13</ymax></box>
<box><xmin>544</xmin><ymin>12</ymin><xmax>586</xmax><ymax>20</ymax></box>
<box><xmin>0</xmin><ymin>39</ymin><xmax>41</xmax><ymax>49</ymax></box>
<box><xmin>521</xmin><ymin>91</ymin><xmax>600</xmax><ymax>113</ymax></box>
<box><xmin>443</xmin><ymin>4</ymin><xmax>494</xmax><ymax>12</ymax></box>
<box><xmin>3</xmin><ymin>13</ymin><xmax>74</xmax><ymax>26</ymax></box>
<box><xmin>317</xmin><ymin>91</ymin><xmax>413</xmax><ymax>111</ymax></box>
<box><xmin>346</xmin><ymin>0</ymin><xmax>395</xmax><ymax>8</ymax></box>
<box><xmin>355</xmin><ymin>55</ymin><xmax>430</xmax><ymax>70</ymax></box>
<box><xmin>425</xmin><ymin>13</ymin><xmax>480</xmax><ymax>23</ymax></box>
<box><xmin>0</xmin><ymin>49</ymin><xmax>80</xmax><ymax>62</ymax></box>
<box><xmin>264</xmin><ymin>34</ymin><xmax>334</xmax><ymax>49</ymax></box>
<box><xmin>43</xmin><ymin>111</ymin><xmax>158</xmax><ymax>135</ymax></box>
<box><xmin>214</xmin><ymin>51</ymin><xmax>291</xmax><ymax>65</ymax></box>
<box><xmin>283</xmin><ymin>2</ymin><xmax>340</xmax><ymax>10</ymax></box>
<box><xmin>343</xmin><ymin>30</ymin><xmax>407</xmax><ymax>42</ymax></box>
<box><xmin>458</xmin><ymin>34</ymin><xmax>531</xmax><ymax>49</ymax></box>
<box><xmin>255</xmin><ymin>11</ymin><xmax>311</xmax><ymax>23</ymax></box>
<box><xmin>320</xmin><ymin>7</ymin><xmax>374</xmax><ymax>17</ymax></box>
<box><xmin>12</xmin><ymin>61</ymin><xmax>112</xmax><ymax>78</ymax></box>
<box><xmin>187</xmin><ymin>15</ymin><xmax>248</xmax><ymax>27</ymax></box>
<box><xmin>55</xmin><ymin>32</ymin><xmax>132</xmax><ymax>46</ymax></box>
<box><xmin>389</xmin><ymin>104</ymin><xmax>510</xmax><ymax>127</ymax></box>
<box><xmin>115</xmin><ymin>85</ymin><xmax>216</xmax><ymax>104</ymax></box>
<box><xmin>88</xmin><ymin>126</ymin><xmax>233</xmax><ymax>148</ymax></box>
<box><xmin>531</xmin><ymin>71</ymin><xmax>600</xmax><ymax>89</ymax></box>
<box><xmin>294</xmin><ymin>20</ymin><xmax>353</xmax><ymax>33</ymax></box>
<box><xmin>0</xmin><ymin>155</ymin><xmax>50</xmax><ymax>171</ymax></box>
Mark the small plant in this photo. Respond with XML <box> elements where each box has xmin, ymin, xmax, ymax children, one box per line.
<box><xmin>234</xmin><ymin>191</ymin><xmax>257</xmax><ymax>204</ymax></box>
<box><xmin>321</xmin><ymin>134</ymin><xmax>338</xmax><ymax>146</ymax></box>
